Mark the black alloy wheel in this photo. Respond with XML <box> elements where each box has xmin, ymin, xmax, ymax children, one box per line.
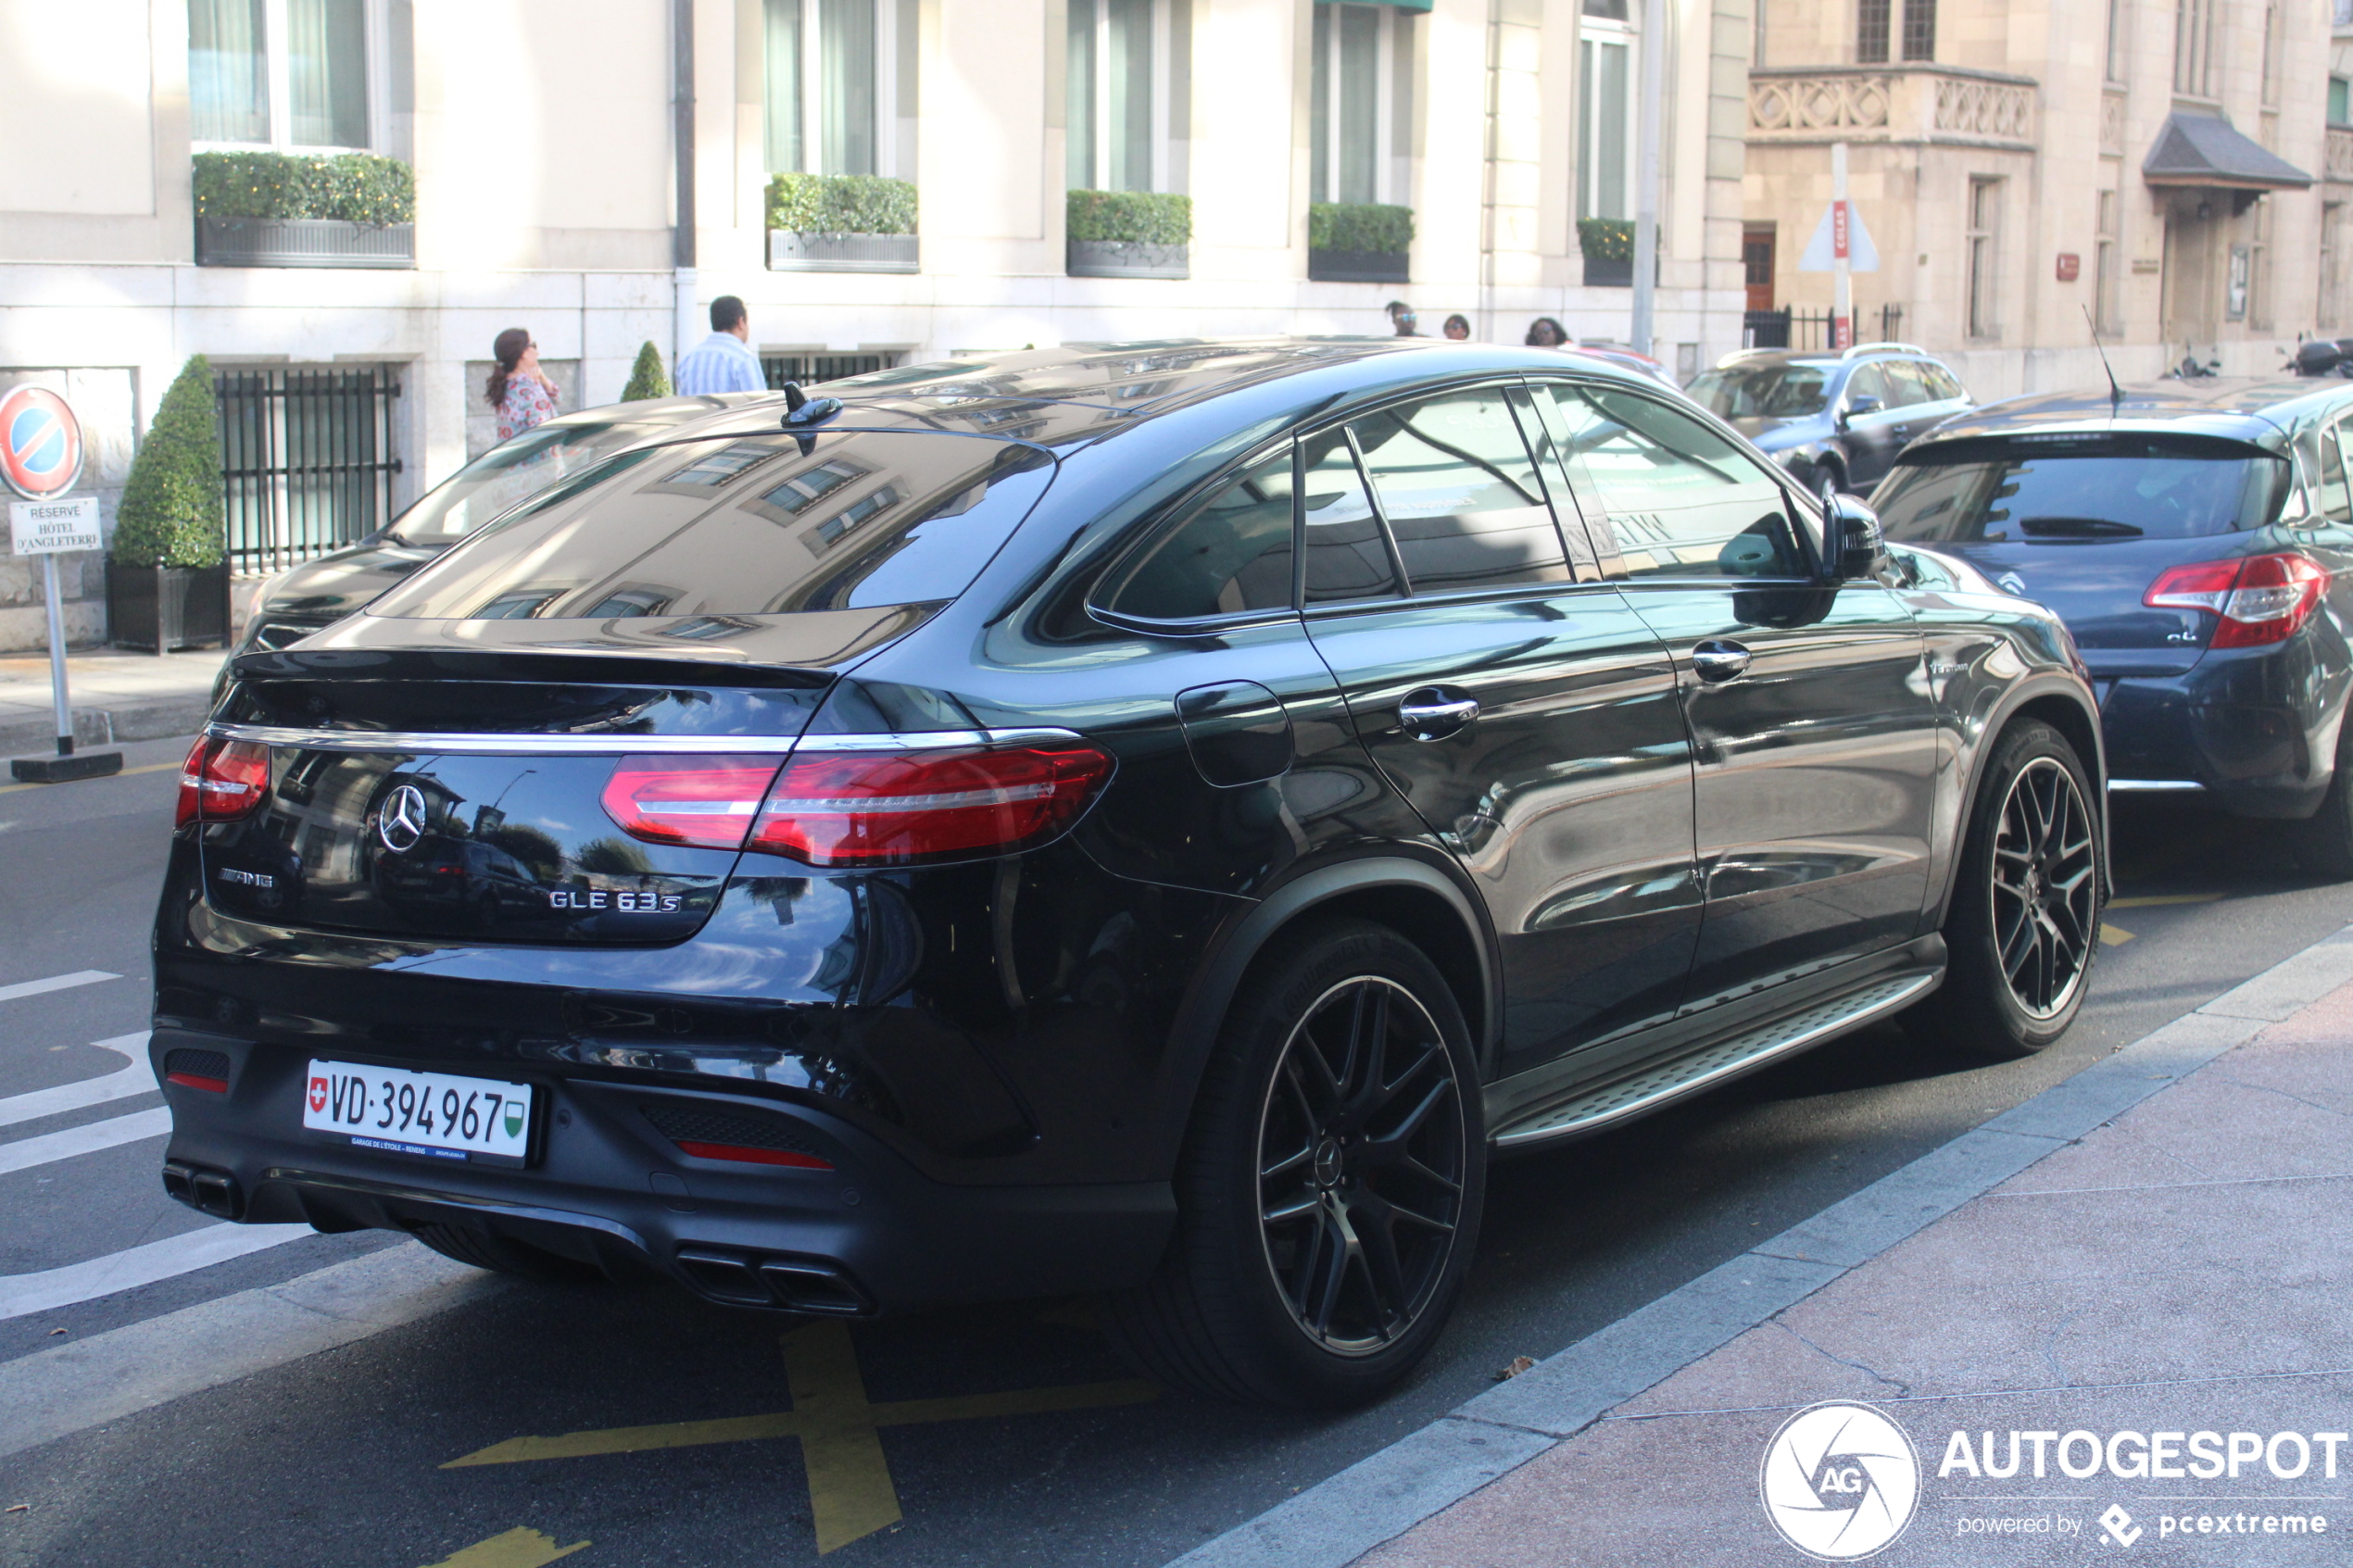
<box><xmin>1922</xmin><ymin>720</ymin><xmax>2102</xmax><ymax>1058</ymax></box>
<box><xmin>1989</xmin><ymin>755</ymin><xmax>2098</xmax><ymax>1019</ymax></box>
<box><xmin>2294</xmin><ymin>713</ymin><xmax>2353</xmax><ymax>879</ymax></box>
<box><xmin>1106</xmin><ymin>919</ymin><xmax>1486</xmax><ymax>1408</ymax></box>
<box><xmin>1255</xmin><ymin>976</ymin><xmax>1468</xmax><ymax>1356</ymax></box>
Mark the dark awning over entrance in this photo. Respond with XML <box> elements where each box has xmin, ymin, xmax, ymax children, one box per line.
<box><xmin>2143</xmin><ymin>112</ymin><xmax>2314</xmax><ymax>194</ymax></box>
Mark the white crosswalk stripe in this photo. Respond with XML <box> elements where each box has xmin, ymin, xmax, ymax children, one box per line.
<box><xmin>0</xmin><ymin>1106</ymin><xmax>172</xmax><ymax>1177</ymax></box>
<box><xmin>0</xmin><ymin>1223</ymin><xmax>314</xmax><ymax>1322</ymax></box>
<box><xmin>0</xmin><ymin>970</ymin><xmax>118</xmax><ymax>1006</ymax></box>
<box><xmin>0</xmin><ymin>1032</ymin><xmax>151</xmax><ymax>1127</ymax></box>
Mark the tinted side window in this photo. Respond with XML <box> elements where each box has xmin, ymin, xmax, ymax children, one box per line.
<box><xmin>1882</xmin><ymin>361</ymin><xmax>1935</xmax><ymax>408</ymax></box>
<box><xmin>2319</xmin><ymin>423</ymin><xmax>2353</xmax><ymax>526</ymax></box>
<box><xmin>1101</xmin><ymin>449</ymin><xmax>1296</xmax><ymax>620</ymax></box>
<box><xmin>1920</xmin><ymin>362</ymin><xmax>1967</xmax><ymax>402</ymax></box>
<box><xmin>1299</xmin><ymin>428</ymin><xmax>1401</xmax><ymax>605</ymax></box>
<box><xmin>1844</xmin><ymin>363</ymin><xmax>1894</xmax><ymax>408</ymax></box>
<box><xmin>1347</xmin><ymin>386</ymin><xmax>1572</xmax><ymax>594</ymax></box>
<box><xmin>1538</xmin><ymin>383</ymin><xmax>1806</xmax><ymax>580</ymax></box>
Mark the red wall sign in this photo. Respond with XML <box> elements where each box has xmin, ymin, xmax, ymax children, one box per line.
<box><xmin>2055</xmin><ymin>253</ymin><xmax>2082</xmax><ymax>282</ymax></box>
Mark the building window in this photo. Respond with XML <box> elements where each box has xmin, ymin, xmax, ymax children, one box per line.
<box><xmin>1856</xmin><ymin>0</ymin><xmax>1932</xmax><ymax>62</ymax></box>
<box><xmin>2095</xmin><ymin>188</ymin><xmax>2123</xmax><ymax>335</ymax></box>
<box><xmin>763</xmin><ymin>0</ymin><xmax>907</xmax><ymax>176</ymax></box>
<box><xmin>2105</xmin><ymin>0</ymin><xmax>2129</xmax><ymax>82</ymax></box>
<box><xmin>1067</xmin><ymin>0</ymin><xmax>1176</xmax><ymax>193</ymax></box>
<box><xmin>1967</xmin><ymin>177</ymin><xmax>2003</xmax><ymax>339</ymax></box>
<box><xmin>2249</xmin><ymin>200</ymin><xmax>2273</xmax><ymax>330</ymax></box>
<box><xmin>2324</xmin><ymin>203</ymin><xmax>2346</xmax><ymax>330</ymax></box>
<box><xmin>1313</xmin><ymin>2</ymin><xmax>1413</xmax><ymax>206</ymax></box>
<box><xmin>189</xmin><ymin>0</ymin><xmax>379</xmax><ymax>151</ymax></box>
<box><xmin>2261</xmin><ymin>1</ymin><xmax>2284</xmax><ymax>105</ymax></box>
<box><xmin>2173</xmin><ymin>0</ymin><xmax>2215</xmax><ymax>98</ymax></box>
<box><xmin>1579</xmin><ymin>0</ymin><xmax>1635</xmax><ymax>219</ymax></box>
<box><xmin>2331</xmin><ymin>77</ymin><xmax>2351</xmax><ymax>126</ymax></box>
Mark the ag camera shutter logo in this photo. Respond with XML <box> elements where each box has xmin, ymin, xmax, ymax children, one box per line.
<box><xmin>1759</xmin><ymin>1401</ymin><xmax>1921</xmax><ymax>1559</ymax></box>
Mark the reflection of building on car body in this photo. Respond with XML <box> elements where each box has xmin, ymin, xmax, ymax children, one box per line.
<box><xmin>159</xmin><ymin>339</ymin><xmax>2105</xmax><ymax>1409</ymax></box>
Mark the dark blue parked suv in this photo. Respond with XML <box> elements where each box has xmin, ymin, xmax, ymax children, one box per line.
<box><xmin>1689</xmin><ymin>344</ymin><xmax>1974</xmax><ymax>503</ymax></box>
<box><xmin>1872</xmin><ymin>377</ymin><xmax>2353</xmax><ymax>868</ymax></box>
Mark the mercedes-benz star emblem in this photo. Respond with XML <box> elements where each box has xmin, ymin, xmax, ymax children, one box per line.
<box><xmin>376</xmin><ymin>784</ymin><xmax>429</xmax><ymax>854</ymax></box>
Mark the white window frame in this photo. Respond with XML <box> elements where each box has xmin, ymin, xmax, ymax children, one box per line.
<box><xmin>1313</xmin><ymin>2</ymin><xmax>1409</xmax><ymax>207</ymax></box>
<box><xmin>1577</xmin><ymin>10</ymin><xmax>1638</xmax><ymax>220</ymax></box>
<box><xmin>190</xmin><ymin>0</ymin><xmax>390</xmax><ymax>156</ymax></box>
<box><xmin>1069</xmin><ymin>0</ymin><xmax>1174</xmax><ymax>192</ymax></box>
<box><xmin>772</xmin><ymin>0</ymin><xmax>900</xmax><ymax>177</ymax></box>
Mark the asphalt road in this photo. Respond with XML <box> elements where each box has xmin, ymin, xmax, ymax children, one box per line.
<box><xmin>2</xmin><ymin>742</ymin><xmax>2347</xmax><ymax>1568</ymax></box>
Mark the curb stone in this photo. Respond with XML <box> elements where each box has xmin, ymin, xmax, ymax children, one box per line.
<box><xmin>1165</xmin><ymin>924</ymin><xmax>2353</xmax><ymax>1568</ymax></box>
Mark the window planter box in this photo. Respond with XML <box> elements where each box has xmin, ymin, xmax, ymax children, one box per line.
<box><xmin>1309</xmin><ymin>248</ymin><xmax>1409</xmax><ymax>284</ymax></box>
<box><xmin>1066</xmin><ymin>239</ymin><xmax>1189</xmax><ymax>279</ymax></box>
<box><xmin>107</xmin><ymin>561</ymin><xmax>232</xmax><ymax>654</ymax></box>
<box><xmin>767</xmin><ymin>231</ymin><xmax>921</xmax><ymax>273</ymax></box>
<box><xmin>1581</xmin><ymin>255</ymin><xmax>1633</xmax><ymax>288</ymax></box>
<box><xmin>195</xmin><ymin>217</ymin><xmax>414</xmax><ymax>269</ymax></box>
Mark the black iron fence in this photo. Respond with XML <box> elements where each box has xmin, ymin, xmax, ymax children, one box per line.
<box><xmin>215</xmin><ymin>365</ymin><xmax>403</xmax><ymax>576</ymax></box>
<box><xmin>1742</xmin><ymin>306</ymin><xmax>1908</xmax><ymax>352</ymax></box>
<box><xmin>761</xmin><ymin>353</ymin><xmax>895</xmax><ymax>390</ymax></box>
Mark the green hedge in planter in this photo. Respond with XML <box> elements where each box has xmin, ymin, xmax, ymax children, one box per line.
<box><xmin>1066</xmin><ymin>190</ymin><xmax>1192</xmax><ymax>245</ymax></box>
<box><xmin>1310</xmin><ymin>202</ymin><xmax>1415</xmax><ymax>255</ymax></box>
<box><xmin>622</xmin><ymin>342</ymin><xmax>671</xmax><ymax>401</ymax></box>
<box><xmin>192</xmin><ymin>151</ymin><xmax>416</xmax><ymax>225</ymax></box>
<box><xmin>1576</xmin><ymin>218</ymin><xmax>1635</xmax><ymax>261</ymax></box>
<box><xmin>765</xmin><ymin>173</ymin><xmax>919</xmax><ymax>234</ymax></box>
<box><xmin>113</xmin><ymin>356</ymin><xmax>225</xmax><ymax>570</ymax></box>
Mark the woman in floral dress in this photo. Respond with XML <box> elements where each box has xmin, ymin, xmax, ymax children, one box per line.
<box><xmin>486</xmin><ymin>327</ymin><xmax>559</xmax><ymax>442</ymax></box>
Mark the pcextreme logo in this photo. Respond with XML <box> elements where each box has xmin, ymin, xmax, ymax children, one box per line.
<box><xmin>1760</xmin><ymin>1401</ymin><xmax>1922</xmax><ymax>1560</ymax></box>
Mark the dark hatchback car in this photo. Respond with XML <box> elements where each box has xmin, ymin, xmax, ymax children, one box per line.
<box><xmin>1689</xmin><ymin>345</ymin><xmax>1974</xmax><ymax>503</ymax></box>
<box><xmin>157</xmin><ymin>340</ymin><xmax>2105</xmax><ymax>1407</ymax></box>
<box><xmin>1871</xmin><ymin>379</ymin><xmax>2353</xmax><ymax>868</ymax></box>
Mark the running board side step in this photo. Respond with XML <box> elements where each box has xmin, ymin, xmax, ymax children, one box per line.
<box><xmin>1491</xmin><ymin>969</ymin><xmax>1941</xmax><ymax>1149</ymax></box>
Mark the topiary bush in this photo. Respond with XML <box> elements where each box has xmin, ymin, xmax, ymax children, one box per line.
<box><xmin>1310</xmin><ymin>202</ymin><xmax>1415</xmax><ymax>255</ymax></box>
<box><xmin>765</xmin><ymin>173</ymin><xmax>919</xmax><ymax>234</ymax></box>
<box><xmin>1576</xmin><ymin>218</ymin><xmax>1635</xmax><ymax>261</ymax></box>
<box><xmin>621</xmin><ymin>342</ymin><xmax>671</xmax><ymax>401</ymax></box>
<box><xmin>1066</xmin><ymin>190</ymin><xmax>1193</xmax><ymax>245</ymax></box>
<box><xmin>112</xmin><ymin>356</ymin><xmax>225</xmax><ymax>569</ymax></box>
<box><xmin>192</xmin><ymin>152</ymin><xmax>415</xmax><ymax>225</ymax></box>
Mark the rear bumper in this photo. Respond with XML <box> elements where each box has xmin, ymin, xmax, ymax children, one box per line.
<box><xmin>2099</xmin><ymin>642</ymin><xmax>2350</xmax><ymax>819</ymax></box>
<box><xmin>153</xmin><ymin>1027</ymin><xmax>1175</xmax><ymax>1314</ymax></box>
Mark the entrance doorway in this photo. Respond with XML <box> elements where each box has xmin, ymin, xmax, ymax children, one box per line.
<box><xmin>1743</xmin><ymin>227</ymin><xmax>1777</xmax><ymax>312</ymax></box>
<box><xmin>2161</xmin><ymin>194</ymin><xmax>2220</xmax><ymax>350</ymax></box>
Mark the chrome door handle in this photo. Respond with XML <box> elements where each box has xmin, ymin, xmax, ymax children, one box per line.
<box><xmin>1690</xmin><ymin>640</ymin><xmax>1753</xmax><ymax>683</ymax></box>
<box><xmin>1398</xmin><ymin>689</ymin><xmax>1479</xmax><ymax>741</ymax></box>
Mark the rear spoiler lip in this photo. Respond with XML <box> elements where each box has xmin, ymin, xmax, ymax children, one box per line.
<box><xmin>227</xmin><ymin>646</ymin><xmax>841</xmax><ymax>692</ymax></box>
<box><xmin>203</xmin><ymin>722</ymin><xmax>1082</xmax><ymax>757</ymax></box>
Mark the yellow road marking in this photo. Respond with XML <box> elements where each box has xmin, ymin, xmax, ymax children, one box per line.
<box><xmin>444</xmin><ymin>1321</ymin><xmax>1159</xmax><ymax>1554</ymax></box>
<box><xmin>415</xmin><ymin>1526</ymin><xmax>589</xmax><ymax>1568</ymax></box>
<box><xmin>0</xmin><ymin>759</ymin><xmax>182</xmax><ymax>797</ymax></box>
<box><xmin>2099</xmin><ymin>923</ymin><xmax>2135</xmax><ymax>946</ymax></box>
<box><xmin>2108</xmin><ymin>893</ymin><xmax>2224</xmax><ymax>909</ymax></box>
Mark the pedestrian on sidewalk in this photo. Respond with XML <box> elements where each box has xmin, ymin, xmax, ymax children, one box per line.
<box><xmin>1385</xmin><ymin>300</ymin><xmax>1422</xmax><ymax>338</ymax></box>
<box><xmin>486</xmin><ymin>328</ymin><xmax>560</xmax><ymax>443</ymax></box>
<box><xmin>1441</xmin><ymin>314</ymin><xmax>1471</xmax><ymax>341</ymax></box>
<box><xmin>675</xmin><ymin>296</ymin><xmax>766</xmax><ymax>395</ymax></box>
<box><xmin>1525</xmin><ymin>316</ymin><xmax>1569</xmax><ymax>347</ymax></box>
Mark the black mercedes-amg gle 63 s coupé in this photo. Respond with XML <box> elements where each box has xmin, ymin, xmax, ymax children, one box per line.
<box><xmin>156</xmin><ymin>339</ymin><xmax>2105</xmax><ymax>1407</ymax></box>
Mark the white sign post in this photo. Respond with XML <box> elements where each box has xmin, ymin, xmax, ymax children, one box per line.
<box><xmin>1797</xmin><ymin>144</ymin><xmax>1881</xmax><ymax>351</ymax></box>
<box><xmin>7</xmin><ymin>495</ymin><xmax>120</xmax><ymax>782</ymax></box>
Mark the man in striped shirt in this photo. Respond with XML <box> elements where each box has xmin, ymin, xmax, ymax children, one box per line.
<box><xmin>674</xmin><ymin>295</ymin><xmax>766</xmax><ymax>395</ymax></box>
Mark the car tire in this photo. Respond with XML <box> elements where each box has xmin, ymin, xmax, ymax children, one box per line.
<box><xmin>411</xmin><ymin>1222</ymin><xmax>607</xmax><ymax>1284</ymax></box>
<box><xmin>2295</xmin><ymin>715</ymin><xmax>2353</xmax><ymax>879</ymax></box>
<box><xmin>1927</xmin><ymin>720</ymin><xmax>2103</xmax><ymax>1059</ymax></box>
<box><xmin>1104</xmin><ymin>919</ymin><xmax>1487</xmax><ymax>1409</ymax></box>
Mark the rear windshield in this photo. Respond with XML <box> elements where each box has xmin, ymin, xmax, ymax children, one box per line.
<box><xmin>364</xmin><ymin>432</ymin><xmax>1053</xmax><ymax>621</ymax></box>
<box><xmin>1875</xmin><ymin>437</ymin><xmax>2290</xmax><ymax>542</ymax></box>
<box><xmin>388</xmin><ymin>412</ymin><xmax>715</xmax><ymax>546</ymax></box>
<box><xmin>1687</xmin><ymin>362</ymin><xmax>1834</xmax><ymax>420</ymax></box>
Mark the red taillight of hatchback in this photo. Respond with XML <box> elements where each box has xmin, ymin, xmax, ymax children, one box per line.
<box><xmin>2144</xmin><ymin>552</ymin><xmax>2330</xmax><ymax>649</ymax></box>
<box><xmin>749</xmin><ymin>745</ymin><xmax>1115</xmax><ymax>867</ymax></box>
<box><xmin>174</xmin><ymin>737</ymin><xmax>272</xmax><ymax>828</ymax></box>
<box><xmin>600</xmin><ymin>755</ymin><xmax>788</xmax><ymax>849</ymax></box>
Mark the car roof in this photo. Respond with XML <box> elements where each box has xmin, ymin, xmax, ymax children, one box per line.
<box><xmin>1705</xmin><ymin>347</ymin><xmax>1937</xmax><ymax>373</ymax></box>
<box><xmin>1909</xmin><ymin>377</ymin><xmax>2353</xmax><ymax>452</ymax></box>
<box><xmin>605</xmin><ymin>337</ymin><xmax>1667</xmax><ymax>453</ymax></box>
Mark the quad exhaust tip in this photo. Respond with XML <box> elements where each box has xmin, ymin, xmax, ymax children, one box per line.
<box><xmin>676</xmin><ymin>1246</ymin><xmax>873</xmax><ymax>1315</ymax></box>
<box><xmin>161</xmin><ymin>1160</ymin><xmax>242</xmax><ymax>1220</ymax></box>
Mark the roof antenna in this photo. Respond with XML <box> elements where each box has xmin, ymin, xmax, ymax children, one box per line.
<box><xmin>2083</xmin><ymin>303</ymin><xmax>2122</xmax><ymax>414</ymax></box>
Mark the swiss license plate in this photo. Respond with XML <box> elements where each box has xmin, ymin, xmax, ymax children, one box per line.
<box><xmin>303</xmin><ymin>1060</ymin><xmax>535</xmax><ymax>1164</ymax></box>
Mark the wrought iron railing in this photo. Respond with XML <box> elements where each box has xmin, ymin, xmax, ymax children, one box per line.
<box><xmin>215</xmin><ymin>365</ymin><xmax>403</xmax><ymax>576</ymax></box>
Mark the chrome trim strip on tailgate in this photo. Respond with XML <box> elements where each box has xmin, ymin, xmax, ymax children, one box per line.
<box><xmin>204</xmin><ymin>723</ymin><xmax>1082</xmax><ymax>755</ymax></box>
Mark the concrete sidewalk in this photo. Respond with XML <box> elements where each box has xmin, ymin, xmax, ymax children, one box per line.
<box><xmin>1358</xmin><ymin>977</ymin><xmax>2353</xmax><ymax>1564</ymax></box>
<box><xmin>0</xmin><ymin>646</ymin><xmax>224</xmax><ymax>757</ymax></box>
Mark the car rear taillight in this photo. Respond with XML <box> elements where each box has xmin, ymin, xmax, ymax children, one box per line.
<box><xmin>174</xmin><ymin>737</ymin><xmax>271</xmax><ymax>827</ymax></box>
<box><xmin>600</xmin><ymin>755</ymin><xmax>788</xmax><ymax>849</ymax></box>
<box><xmin>2145</xmin><ymin>552</ymin><xmax>2329</xmax><ymax>649</ymax></box>
<box><xmin>747</xmin><ymin>744</ymin><xmax>1115</xmax><ymax>867</ymax></box>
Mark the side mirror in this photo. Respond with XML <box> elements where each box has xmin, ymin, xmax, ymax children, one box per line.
<box><xmin>1839</xmin><ymin>393</ymin><xmax>1884</xmax><ymax>428</ymax></box>
<box><xmin>1824</xmin><ymin>493</ymin><xmax>1886</xmax><ymax>581</ymax></box>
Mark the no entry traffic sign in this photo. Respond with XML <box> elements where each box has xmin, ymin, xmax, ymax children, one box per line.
<box><xmin>0</xmin><ymin>385</ymin><xmax>85</xmax><ymax>501</ymax></box>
